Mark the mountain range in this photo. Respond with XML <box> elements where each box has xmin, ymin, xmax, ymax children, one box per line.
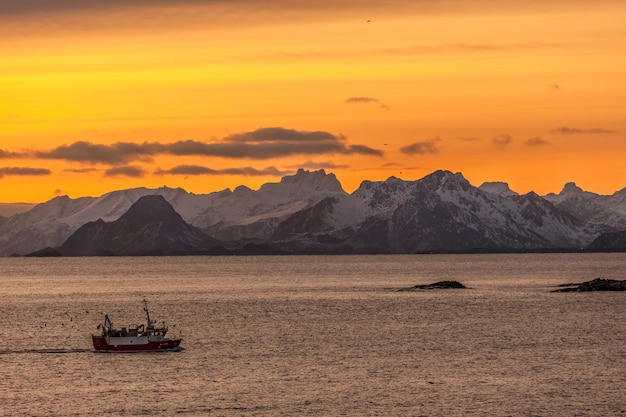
<box><xmin>2</xmin><ymin>168</ymin><xmax>626</xmax><ymax>256</ymax></box>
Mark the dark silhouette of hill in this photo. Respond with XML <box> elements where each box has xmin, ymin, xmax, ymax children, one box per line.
<box><xmin>58</xmin><ymin>195</ymin><xmax>222</xmax><ymax>256</ymax></box>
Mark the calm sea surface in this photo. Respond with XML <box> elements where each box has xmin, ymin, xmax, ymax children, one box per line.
<box><xmin>0</xmin><ymin>254</ymin><xmax>624</xmax><ymax>416</ymax></box>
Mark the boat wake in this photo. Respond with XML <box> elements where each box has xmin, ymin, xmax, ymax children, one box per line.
<box><xmin>0</xmin><ymin>348</ymin><xmax>92</xmax><ymax>355</ymax></box>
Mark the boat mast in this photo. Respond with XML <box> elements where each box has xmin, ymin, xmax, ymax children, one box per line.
<box><xmin>104</xmin><ymin>314</ymin><xmax>112</xmax><ymax>331</ymax></box>
<box><xmin>143</xmin><ymin>299</ymin><xmax>153</xmax><ymax>328</ymax></box>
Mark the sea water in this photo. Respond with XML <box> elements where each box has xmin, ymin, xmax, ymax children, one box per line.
<box><xmin>0</xmin><ymin>254</ymin><xmax>624</xmax><ymax>416</ymax></box>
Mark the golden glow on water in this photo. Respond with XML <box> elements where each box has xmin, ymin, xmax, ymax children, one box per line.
<box><xmin>1</xmin><ymin>254</ymin><xmax>625</xmax><ymax>415</ymax></box>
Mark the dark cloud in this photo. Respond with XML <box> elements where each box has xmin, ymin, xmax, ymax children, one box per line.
<box><xmin>492</xmin><ymin>134</ymin><xmax>512</xmax><ymax>148</ymax></box>
<box><xmin>382</xmin><ymin>162</ymin><xmax>404</xmax><ymax>168</ymax></box>
<box><xmin>225</xmin><ymin>127</ymin><xmax>343</xmax><ymax>144</ymax></box>
<box><xmin>400</xmin><ymin>138</ymin><xmax>441</xmax><ymax>155</ymax></box>
<box><xmin>524</xmin><ymin>137</ymin><xmax>550</xmax><ymax>146</ymax></box>
<box><xmin>345</xmin><ymin>97</ymin><xmax>390</xmax><ymax>110</ymax></box>
<box><xmin>0</xmin><ymin>166</ymin><xmax>51</xmax><ymax>178</ymax></box>
<box><xmin>33</xmin><ymin>127</ymin><xmax>382</xmax><ymax>165</ymax></box>
<box><xmin>550</xmin><ymin>127</ymin><xmax>616</xmax><ymax>134</ymax></box>
<box><xmin>168</xmin><ymin>139</ymin><xmax>333</xmax><ymax>159</ymax></box>
<box><xmin>549</xmin><ymin>83</ymin><xmax>561</xmax><ymax>92</ymax></box>
<box><xmin>0</xmin><ymin>0</ymin><xmax>395</xmax><ymax>17</ymax></box>
<box><xmin>345</xmin><ymin>97</ymin><xmax>379</xmax><ymax>104</ymax></box>
<box><xmin>457</xmin><ymin>136</ymin><xmax>481</xmax><ymax>142</ymax></box>
<box><xmin>347</xmin><ymin>145</ymin><xmax>384</xmax><ymax>156</ymax></box>
<box><xmin>1</xmin><ymin>1</ymin><xmax>455</xmax><ymax>41</ymax></box>
<box><xmin>0</xmin><ymin>1</ymin><xmax>418</xmax><ymax>19</ymax></box>
<box><xmin>155</xmin><ymin>165</ymin><xmax>287</xmax><ymax>176</ymax></box>
<box><xmin>286</xmin><ymin>160</ymin><xmax>349</xmax><ymax>170</ymax></box>
<box><xmin>155</xmin><ymin>165</ymin><xmax>216</xmax><ymax>176</ymax></box>
<box><xmin>1</xmin><ymin>0</ymin><xmax>608</xmax><ymax>20</ymax></box>
<box><xmin>103</xmin><ymin>166</ymin><xmax>145</xmax><ymax>178</ymax></box>
<box><xmin>170</xmin><ymin>127</ymin><xmax>382</xmax><ymax>159</ymax></box>
<box><xmin>0</xmin><ymin>0</ymin><xmax>209</xmax><ymax>17</ymax></box>
<box><xmin>0</xmin><ymin>149</ymin><xmax>26</xmax><ymax>158</ymax></box>
<box><xmin>63</xmin><ymin>167</ymin><xmax>100</xmax><ymax>174</ymax></box>
<box><xmin>37</xmin><ymin>141</ymin><xmax>163</xmax><ymax>165</ymax></box>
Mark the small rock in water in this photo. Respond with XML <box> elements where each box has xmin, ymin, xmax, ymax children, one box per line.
<box><xmin>552</xmin><ymin>277</ymin><xmax>626</xmax><ymax>292</ymax></box>
<box><xmin>399</xmin><ymin>280</ymin><xmax>467</xmax><ymax>291</ymax></box>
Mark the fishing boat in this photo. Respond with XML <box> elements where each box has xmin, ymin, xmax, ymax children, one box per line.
<box><xmin>92</xmin><ymin>300</ymin><xmax>182</xmax><ymax>352</ymax></box>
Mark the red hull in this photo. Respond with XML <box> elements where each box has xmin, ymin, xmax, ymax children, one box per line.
<box><xmin>92</xmin><ymin>336</ymin><xmax>182</xmax><ymax>352</ymax></box>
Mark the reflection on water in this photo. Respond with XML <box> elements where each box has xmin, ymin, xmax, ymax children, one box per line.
<box><xmin>1</xmin><ymin>254</ymin><xmax>625</xmax><ymax>416</ymax></box>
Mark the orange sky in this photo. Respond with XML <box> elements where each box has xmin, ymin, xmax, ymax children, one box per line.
<box><xmin>2</xmin><ymin>0</ymin><xmax>625</xmax><ymax>203</ymax></box>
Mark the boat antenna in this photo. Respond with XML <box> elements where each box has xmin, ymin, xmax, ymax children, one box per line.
<box><xmin>143</xmin><ymin>299</ymin><xmax>152</xmax><ymax>326</ymax></box>
<box><xmin>104</xmin><ymin>314</ymin><xmax>112</xmax><ymax>331</ymax></box>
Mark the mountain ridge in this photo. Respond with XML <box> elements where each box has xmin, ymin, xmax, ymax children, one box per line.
<box><xmin>4</xmin><ymin>168</ymin><xmax>626</xmax><ymax>256</ymax></box>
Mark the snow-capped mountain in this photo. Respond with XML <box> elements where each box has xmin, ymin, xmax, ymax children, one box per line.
<box><xmin>269</xmin><ymin>171</ymin><xmax>600</xmax><ymax>253</ymax></box>
<box><xmin>2</xmin><ymin>168</ymin><xmax>626</xmax><ymax>256</ymax></box>
<box><xmin>192</xmin><ymin>168</ymin><xmax>347</xmax><ymax>242</ymax></box>
<box><xmin>55</xmin><ymin>195</ymin><xmax>221</xmax><ymax>256</ymax></box>
<box><xmin>0</xmin><ymin>187</ymin><xmax>211</xmax><ymax>256</ymax></box>
<box><xmin>479</xmin><ymin>182</ymin><xmax>519</xmax><ymax>197</ymax></box>
<box><xmin>0</xmin><ymin>169</ymin><xmax>346</xmax><ymax>255</ymax></box>
<box><xmin>0</xmin><ymin>203</ymin><xmax>35</xmax><ymax>217</ymax></box>
<box><xmin>544</xmin><ymin>182</ymin><xmax>626</xmax><ymax>230</ymax></box>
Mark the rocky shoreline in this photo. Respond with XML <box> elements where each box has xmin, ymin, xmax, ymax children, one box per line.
<box><xmin>398</xmin><ymin>280</ymin><xmax>467</xmax><ymax>291</ymax></box>
<box><xmin>552</xmin><ymin>277</ymin><xmax>626</xmax><ymax>292</ymax></box>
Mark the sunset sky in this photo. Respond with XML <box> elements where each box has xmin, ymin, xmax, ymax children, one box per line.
<box><xmin>2</xmin><ymin>0</ymin><xmax>625</xmax><ymax>203</ymax></box>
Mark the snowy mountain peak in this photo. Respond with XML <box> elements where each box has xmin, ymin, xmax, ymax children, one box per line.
<box><xmin>561</xmin><ymin>182</ymin><xmax>583</xmax><ymax>194</ymax></box>
<box><xmin>233</xmin><ymin>185</ymin><xmax>253</xmax><ymax>195</ymax></box>
<box><xmin>278</xmin><ymin>168</ymin><xmax>344</xmax><ymax>193</ymax></box>
<box><xmin>544</xmin><ymin>181</ymin><xmax>599</xmax><ymax>204</ymax></box>
<box><xmin>421</xmin><ymin>170</ymin><xmax>470</xmax><ymax>193</ymax></box>
<box><xmin>354</xmin><ymin>175</ymin><xmax>409</xmax><ymax>193</ymax></box>
<box><xmin>50</xmin><ymin>195</ymin><xmax>71</xmax><ymax>202</ymax></box>
<box><xmin>425</xmin><ymin>170</ymin><xmax>467</xmax><ymax>183</ymax></box>
<box><xmin>479</xmin><ymin>182</ymin><xmax>518</xmax><ymax>197</ymax></box>
<box><xmin>119</xmin><ymin>194</ymin><xmax>179</xmax><ymax>224</ymax></box>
